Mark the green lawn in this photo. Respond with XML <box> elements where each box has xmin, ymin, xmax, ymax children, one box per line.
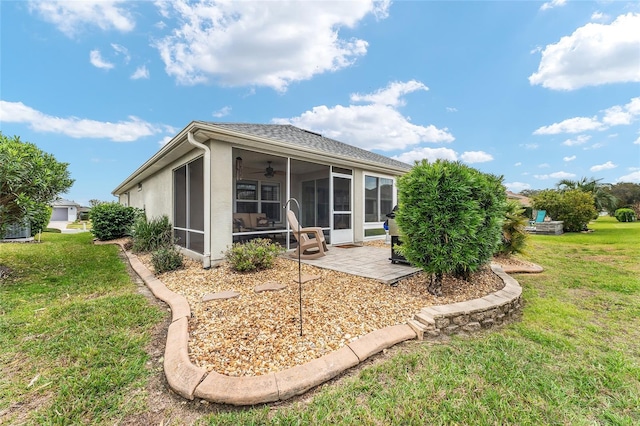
<box><xmin>1</xmin><ymin>217</ymin><xmax>638</xmax><ymax>425</ymax></box>
<box><xmin>0</xmin><ymin>233</ymin><xmax>164</xmax><ymax>424</ymax></box>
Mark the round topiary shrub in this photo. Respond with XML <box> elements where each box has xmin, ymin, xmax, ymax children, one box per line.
<box><xmin>395</xmin><ymin>160</ymin><xmax>506</xmax><ymax>295</ymax></box>
<box><xmin>614</xmin><ymin>208</ymin><xmax>637</xmax><ymax>222</ymax></box>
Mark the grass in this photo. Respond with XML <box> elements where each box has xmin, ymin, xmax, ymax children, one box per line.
<box><xmin>0</xmin><ymin>233</ymin><xmax>163</xmax><ymax>424</ymax></box>
<box><xmin>1</xmin><ymin>216</ymin><xmax>638</xmax><ymax>425</ymax></box>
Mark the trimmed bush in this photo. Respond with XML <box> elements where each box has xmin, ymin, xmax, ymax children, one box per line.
<box><xmin>224</xmin><ymin>238</ymin><xmax>284</xmax><ymax>272</ymax></box>
<box><xmin>395</xmin><ymin>160</ymin><xmax>506</xmax><ymax>295</ymax></box>
<box><xmin>90</xmin><ymin>202</ymin><xmax>141</xmax><ymax>241</ymax></box>
<box><xmin>151</xmin><ymin>247</ymin><xmax>183</xmax><ymax>273</ymax></box>
<box><xmin>498</xmin><ymin>200</ymin><xmax>529</xmax><ymax>257</ymax></box>
<box><xmin>131</xmin><ymin>215</ymin><xmax>173</xmax><ymax>253</ymax></box>
<box><xmin>614</xmin><ymin>208</ymin><xmax>637</xmax><ymax>222</ymax></box>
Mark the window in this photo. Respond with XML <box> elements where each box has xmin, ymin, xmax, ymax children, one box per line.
<box><xmin>173</xmin><ymin>157</ymin><xmax>204</xmax><ymax>253</ymax></box>
<box><xmin>365</xmin><ymin>176</ymin><xmax>394</xmax><ymax>222</ymax></box>
<box><xmin>235</xmin><ymin>180</ymin><xmax>281</xmax><ymax>222</ymax></box>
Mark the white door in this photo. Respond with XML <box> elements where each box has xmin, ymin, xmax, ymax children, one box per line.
<box><xmin>331</xmin><ymin>172</ymin><xmax>353</xmax><ymax>244</ymax></box>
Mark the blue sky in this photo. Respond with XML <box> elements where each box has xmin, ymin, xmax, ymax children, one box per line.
<box><xmin>1</xmin><ymin>0</ymin><xmax>639</xmax><ymax>206</ymax></box>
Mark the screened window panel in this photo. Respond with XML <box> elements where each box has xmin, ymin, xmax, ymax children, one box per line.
<box><xmin>188</xmin><ymin>157</ymin><xmax>204</xmax><ymax>231</ymax></box>
<box><xmin>380</xmin><ymin>178</ymin><xmax>394</xmax><ymax>221</ymax></box>
<box><xmin>174</xmin><ymin>166</ymin><xmax>187</xmax><ymax>228</ymax></box>
<box><xmin>188</xmin><ymin>232</ymin><xmax>204</xmax><ymax>253</ymax></box>
<box><xmin>261</xmin><ymin>203</ymin><xmax>280</xmax><ymax>222</ymax></box>
<box><xmin>365</xmin><ymin>176</ymin><xmax>378</xmax><ymax>222</ymax></box>
<box><xmin>260</xmin><ymin>183</ymin><xmax>279</xmax><ymax>201</ymax></box>
<box><xmin>174</xmin><ymin>229</ymin><xmax>187</xmax><ymax>249</ymax></box>
<box><xmin>236</xmin><ymin>181</ymin><xmax>258</xmax><ymax>200</ymax></box>
<box><xmin>236</xmin><ymin>202</ymin><xmax>258</xmax><ymax>213</ymax></box>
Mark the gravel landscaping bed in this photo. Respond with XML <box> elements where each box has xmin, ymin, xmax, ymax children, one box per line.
<box><xmin>137</xmin><ymin>242</ymin><xmax>510</xmax><ymax>377</ymax></box>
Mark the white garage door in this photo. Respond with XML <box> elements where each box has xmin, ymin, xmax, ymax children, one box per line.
<box><xmin>51</xmin><ymin>207</ymin><xmax>68</xmax><ymax>221</ymax></box>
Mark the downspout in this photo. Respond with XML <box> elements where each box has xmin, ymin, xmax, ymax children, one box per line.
<box><xmin>187</xmin><ymin>131</ymin><xmax>212</xmax><ymax>269</ymax></box>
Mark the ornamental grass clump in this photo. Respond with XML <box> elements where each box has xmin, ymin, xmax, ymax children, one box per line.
<box><xmin>131</xmin><ymin>215</ymin><xmax>173</xmax><ymax>253</ymax></box>
<box><xmin>395</xmin><ymin>160</ymin><xmax>506</xmax><ymax>296</ymax></box>
<box><xmin>224</xmin><ymin>238</ymin><xmax>284</xmax><ymax>272</ymax></box>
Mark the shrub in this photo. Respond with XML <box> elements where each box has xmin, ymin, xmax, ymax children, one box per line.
<box><xmin>614</xmin><ymin>208</ymin><xmax>637</xmax><ymax>222</ymax></box>
<box><xmin>224</xmin><ymin>238</ymin><xmax>284</xmax><ymax>272</ymax></box>
<box><xmin>532</xmin><ymin>189</ymin><xmax>597</xmax><ymax>232</ymax></box>
<box><xmin>29</xmin><ymin>203</ymin><xmax>52</xmax><ymax>236</ymax></box>
<box><xmin>131</xmin><ymin>215</ymin><xmax>173</xmax><ymax>253</ymax></box>
<box><xmin>151</xmin><ymin>247</ymin><xmax>183</xmax><ymax>273</ymax></box>
<box><xmin>90</xmin><ymin>202</ymin><xmax>141</xmax><ymax>241</ymax></box>
<box><xmin>395</xmin><ymin>160</ymin><xmax>506</xmax><ymax>295</ymax></box>
<box><xmin>498</xmin><ymin>200</ymin><xmax>529</xmax><ymax>257</ymax></box>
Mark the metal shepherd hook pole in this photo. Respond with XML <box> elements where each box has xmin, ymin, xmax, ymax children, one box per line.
<box><xmin>284</xmin><ymin>198</ymin><xmax>303</xmax><ymax>336</ymax></box>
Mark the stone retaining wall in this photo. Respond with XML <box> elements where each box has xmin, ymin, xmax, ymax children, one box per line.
<box><xmin>408</xmin><ymin>265</ymin><xmax>522</xmax><ymax>340</ymax></box>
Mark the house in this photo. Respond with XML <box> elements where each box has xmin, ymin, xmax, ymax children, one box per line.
<box><xmin>112</xmin><ymin>121</ymin><xmax>411</xmax><ymax>267</ymax></box>
<box><xmin>50</xmin><ymin>199</ymin><xmax>81</xmax><ymax>222</ymax></box>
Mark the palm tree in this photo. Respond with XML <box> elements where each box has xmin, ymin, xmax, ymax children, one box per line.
<box><xmin>556</xmin><ymin>177</ymin><xmax>618</xmax><ymax>213</ymax></box>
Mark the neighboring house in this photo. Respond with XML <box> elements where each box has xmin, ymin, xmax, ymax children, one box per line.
<box><xmin>50</xmin><ymin>199</ymin><xmax>81</xmax><ymax>222</ymax></box>
<box><xmin>112</xmin><ymin>121</ymin><xmax>411</xmax><ymax>268</ymax></box>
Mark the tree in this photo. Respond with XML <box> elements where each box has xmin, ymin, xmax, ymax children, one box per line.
<box><xmin>0</xmin><ymin>133</ymin><xmax>74</xmax><ymax>234</ymax></box>
<box><xmin>557</xmin><ymin>177</ymin><xmax>617</xmax><ymax>214</ymax></box>
<box><xmin>532</xmin><ymin>189</ymin><xmax>597</xmax><ymax>232</ymax></box>
<box><xmin>498</xmin><ymin>200</ymin><xmax>529</xmax><ymax>257</ymax></box>
<box><xmin>395</xmin><ymin>160</ymin><xmax>506</xmax><ymax>295</ymax></box>
<box><xmin>89</xmin><ymin>199</ymin><xmax>106</xmax><ymax>207</ymax></box>
<box><xmin>605</xmin><ymin>182</ymin><xmax>640</xmax><ymax>210</ymax></box>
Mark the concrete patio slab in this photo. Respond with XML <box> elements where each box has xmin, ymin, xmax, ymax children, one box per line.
<box><xmin>298</xmin><ymin>245</ymin><xmax>420</xmax><ymax>284</ymax></box>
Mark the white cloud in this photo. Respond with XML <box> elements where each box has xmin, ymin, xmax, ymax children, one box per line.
<box><xmin>514</xmin><ymin>162</ymin><xmax>522</xmax><ymax>166</ymax></box>
<box><xmin>159</xmin><ymin>136</ymin><xmax>173</xmax><ymax>146</ymax></box>
<box><xmin>540</xmin><ymin>0</ymin><xmax>566</xmax><ymax>11</ymax></box>
<box><xmin>130</xmin><ymin>66</ymin><xmax>150</xmax><ymax>80</ymax></box>
<box><xmin>617</xmin><ymin>171</ymin><xmax>640</xmax><ymax>183</ymax></box>
<box><xmin>562</xmin><ymin>134</ymin><xmax>592</xmax><ymax>146</ymax></box>
<box><xmin>529</xmin><ymin>13</ymin><xmax>640</xmax><ymax>90</ymax></box>
<box><xmin>392</xmin><ymin>147</ymin><xmax>458</xmax><ymax>164</ymax></box>
<box><xmin>534</xmin><ymin>116</ymin><xmax>603</xmax><ymax>135</ymax></box>
<box><xmin>29</xmin><ymin>0</ymin><xmax>135</xmax><ymax>37</ymax></box>
<box><xmin>601</xmin><ymin>97</ymin><xmax>640</xmax><ymax>126</ymax></box>
<box><xmin>590</xmin><ymin>161</ymin><xmax>617</xmax><ymax>172</ymax></box>
<box><xmin>521</xmin><ymin>143</ymin><xmax>539</xmax><ymax>150</ymax></box>
<box><xmin>534</xmin><ymin>171</ymin><xmax>577</xmax><ymax>180</ymax></box>
<box><xmin>563</xmin><ymin>155</ymin><xmax>577</xmax><ymax>162</ymax></box>
<box><xmin>584</xmin><ymin>142</ymin><xmax>605</xmax><ymax>150</ymax></box>
<box><xmin>446</xmin><ymin>107</ymin><xmax>458</xmax><ymax>112</ymax></box>
<box><xmin>351</xmin><ymin>80</ymin><xmax>428</xmax><ymax>107</ymax></box>
<box><xmin>154</xmin><ymin>0</ymin><xmax>388</xmax><ymax>90</ymax></box>
<box><xmin>460</xmin><ymin>151</ymin><xmax>493</xmax><ymax>164</ymax></box>
<box><xmin>212</xmin><ymin>106</ymin><xmax>232</xmax><ymax>118</ymax></box>
<box><xmin>111</xmin><ymin>43</ymin><xmax>130</xmax><ymax>63</ymax></box>
<box><xmin>273</xmin><ymin>81</ymin><xmax>454</xmax><ymax>151</ymax></box>
<box><xmin>89</xmin><ymin>49</ymin><xmax>114</xmax><ymax>70</ymax></box>
<box><xmin>0</xmin><ymin>100</ymin><xmax>163</xmax><ymax>142</ymax></box>
<box><xmin>538</xmin><ymin>163</ymin><xmax>551</xmax><ymax>168</ymax></box>
<box><xmin>504</xmin><ymin>182</ymin><xmax>531</xmax><ymax>193</ymax></box>
<box><xmin>591</xmin><ymin>11</ymin><xmax>610</xmax><ymax>22</ymax></box>
<box><xmin>634</xmin><ymin>135</ymin><xmax>640</xmax><ymax>145</ymax></box>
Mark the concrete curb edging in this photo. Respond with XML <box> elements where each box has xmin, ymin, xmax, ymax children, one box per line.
<box><xmin>102</xmin><ymin>240</ymin><xmax>526</xmax><ymax>406</ymax></box>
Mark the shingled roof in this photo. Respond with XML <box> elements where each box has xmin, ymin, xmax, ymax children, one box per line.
<box><xmin>199</xmin><ymin>122</ymin><xmax>412</xmax><ymax>171</ymax></box>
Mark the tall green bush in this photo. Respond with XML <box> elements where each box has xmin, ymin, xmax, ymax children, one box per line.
<box><xmin>531</xmin><ymin>189</ymin><xmax>596</xmax><ymax>232</ymax></box>
<box><xmin>498</xmin><ymin>200</ymin><xmax>528</xmax><ymax>257</ymax></box>
<box><xmin>29</xmin><ymin>203</ymin><xmax>52</xmax><ymax>236</ymax></box>
<box><xmin>90</xmin><ymin>202</ymin><xmax>140</xmax><ymax>241</ymax></box>
<box><xmin>131</xmin><ymin>215</ymin><xmax>173</xmax><ymax>253</ymax></box>
<box><xmin>395</xmin><ymin>160</ymin><xmax>506</xmax><ymax>295</ymax></box>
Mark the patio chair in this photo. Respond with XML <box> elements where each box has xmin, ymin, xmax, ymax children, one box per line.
<box><xmin>529</xmin><ymin>210</ymin><xmax>547</xmax><ymax>226</ymax></box>
<box><xmin>286</xmin><ymin>209</ymin><xmax>328</xmax><ymax>259</ymax></box>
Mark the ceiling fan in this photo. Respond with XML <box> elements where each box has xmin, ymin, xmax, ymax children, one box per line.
<box><xmin>251</xmin><ymin>161</ymin><xmax>283</xmax><ymax>178</ymax></box>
